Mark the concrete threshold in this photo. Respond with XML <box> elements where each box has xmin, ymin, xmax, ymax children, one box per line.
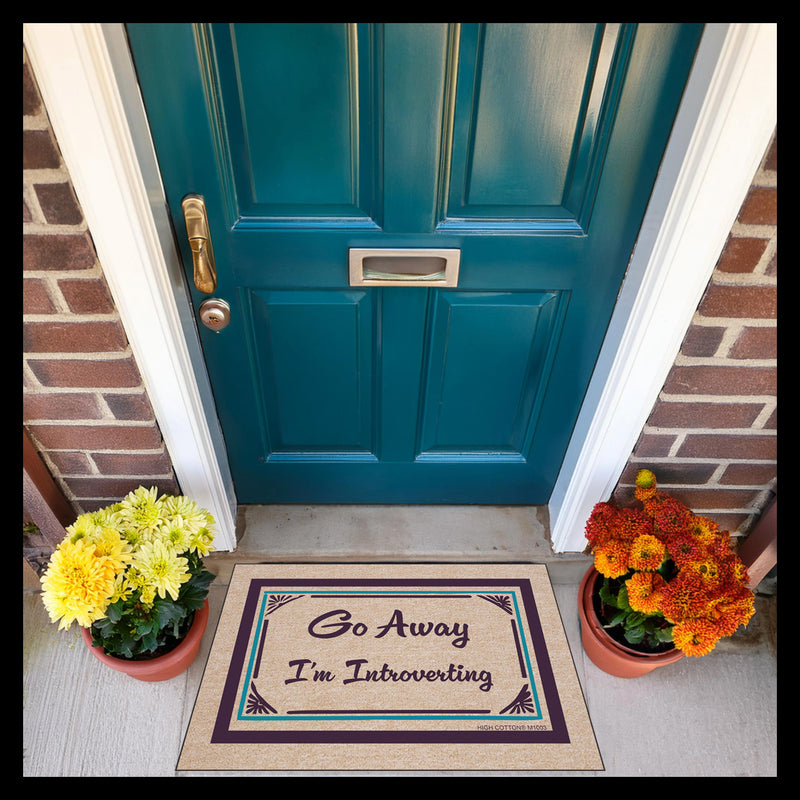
<box><xmin>205</xmin><ymin>504</ymin><xmax>593</xmax><ymax>586</ymax></box>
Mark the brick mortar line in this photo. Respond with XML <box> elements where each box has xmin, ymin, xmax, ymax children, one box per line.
<box><xmin>35</xmin><ymin>447</ymin><xmax>169</xmax><ymax>455</ymax></box>
<box><xmin>752</xmin><ymin>403</ymin><xmax>777</xmax><ymax>428</ymax></box>
<box><xmin>643</xmin><ymin>426</ymin><xmax>776</xmax><ymax>436</ymax></box>
<box><xmin>714</xmin><ymin>325</ymin><xmax>748</xmax><ymax>359</ymax></box>
<box><xmin>708</xmin><ymin>272</ymin><xmax>777</xmax><ymax>286</ymax></box>
<box><xmin>24</xmin><ymin>419</ymin><xmax>158</xmax><ymax>427</ymax></box>
<box><xmin>619</xmin><ymin>509</ymin><xmax>764</xmax><ymax>519</ymax></box>
<box><xmin>24</xmin><ymin>349</ymin><xmax>135</xmax><ymax>360</ymax></box>
<box><xmin>22</xmin><ymin>115</ymin><xmax>51</xmax><ymax>132</ymax></box>
<box><xmin>23</xmin><ymin>267</ymin><xmax>105</xmax><ymax>278</ymax></box>
<box><xmin>23</xmin><ymin>313</ymin><xmax>121</xmax><ymax>323</ymax></box>
<box><xmin>620</xmin><ymin>481</ymin><xmax>777</xmax><ymax>491</ymax></box>
<box><xmin>24</xmin><ymin>272</ymin><xmax>107</xmax><ymax>315</ymax></box>
<box><xmin>689</xmin><ymin>317</ymin><xmax>776</xmax><ymax>327</ymax></box>
<box><xmin>24</xmin><ymin>386</ymin><xmax>146</xmax><ymax>395</ymax></box>
<box><xmin>751</xmin><ymin>171</ymin><xmax>777</xmax><ymax>188</ymax></box>
<box><xmin>22</xmin><ymin>183</ymin><xmax>45</xmax><ymax>222</ymax></box>
<box><xmin>23</xmin><ymin>221</ymin><xmax>91</xmax><ymax>236</ymax></box>
<box><xmin>57</xmin><ymin>472</ymin><xmax>176</xmax><ymax>480</ymax></box>
<box><xmin>730</xmin><ymin>222</ymin><xmax>777</xmax><ymax>238</ymax></box>
<box><xmin>22</xmin><ymin>170</ymin><xmax>76</xmax><ymax>186</ymax></box>
<box><xmin>626</xmin><ymin>457</ymin><xmax>777</xmax><ymax>465</ymax></box>
<box><xmin>672</xmin><ymin>355</ymin><xmax>776</xmax><ymax>367</ymax></box>
<box><xmin>658</xmin><ymin>393</ymin><xmax>775</xmax><ymax>402</ymax></box>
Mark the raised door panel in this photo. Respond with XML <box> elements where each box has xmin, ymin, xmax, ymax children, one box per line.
<box><xmin>418</xmin><ymin>291</ymin><xmax>567</xmax><ymax>458</ymax></box>
<box><xmin>244</xmin><ymin>289</ymin><xmax>377</xmax><ymax>458</ymax></box>
<box><xmin>442</xmin><ymin>23</ymin><xmax>631</xmax><ymax>232</ymax></box>
<box><xmin>204</xmin><ymin>22</ymin><xmax>382</xmax><ymax>227</ymax></box>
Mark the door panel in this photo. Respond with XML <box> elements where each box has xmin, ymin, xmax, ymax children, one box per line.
<box><xmin>418</xmin><ymin>291</ymin><xmax>566</xmax><ymax>458</ymax></box>
<box><xmin>444</xmin><ymin>22</ymin><xmax>622</xmax><ymax>227</ymax></box>
<box><xmin>209</xmin><ymin>22</ymin><xmax>381</xmax><ymax>225</ymax></box>
<box><xmin>126</xmin><ymin>22</ymin><xmax>703</xmax><ymax>504</ymax></box>
<box><xmin>244</xmin><ymin>289</ymin><xmax>377</xmax><ymax>458</ymax></box>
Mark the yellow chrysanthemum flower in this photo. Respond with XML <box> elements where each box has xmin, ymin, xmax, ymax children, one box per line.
<box><xmin>84</xmin><ymin>528</ymin><xmax>133</xmax><ymax>574</ymax></box>
<box><xmin>687</xmin><ymin>557</ymin><xmax>722</xmax><ymax>588</ymax></box>
<box><xmin>108</xmin><ymin>573</ymin><xmax>134</xmax><ymax>604</ymax></box>
<box><xmin>672</xmin><ymin>618</ymin><xmax>721</xmax><ymax>657</ymax></box>
<box><xmin>40</xmin><ymin>538</ymin><xmax>117</xmax><ymax>630</ymax></box>
<box><xmin>687</xmin><ymin>515</ymin><xmax>722</xmax><ymax>550</ymax></box>
<box><xmin>628</xmin><ymin>533</ymin><xmax>666</xmax><ymax>571</ymax></box>
<box><xmin>626</xmin><ymin>571</ymin><xmax>666</xmax><ymax>614</ymax></box>
<box><xmin>156</xmin><ymin>517</ymin><xmax>192</xmax><ymax>554</ymax></box>
<box><xmin>709</xmin><ymin>592</ymin><xmax>756</xmax><ymax>638</ymax></box>
<box><xmin>131</xmin><ymin>539</ymin><xmax>190</xmax><ymax>601</ymax></box>
<box><xmin>162</xmin><ymin>495</ymin><xmax>209</xmax><ymax>533</ymax></box>
<box><xmin>188</xmin><ymin>524</ymin><xmax>216</xmax><ymax>557</ymax></box>
<box><xmin>139</xmin><ymin>583</ymin><xmax>157</xmax><ymax>606</ymax></box>
<box><xmin>593</xmin><ymin>540</ymin><xmax>630</xmax><ymax>579</ymax></box>
<box><xmin>116</xmin><ymin>486</ymin><xmax>165</xmax><ymax>537</ymax></box>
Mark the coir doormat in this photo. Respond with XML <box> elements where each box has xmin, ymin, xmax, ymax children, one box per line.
<box><xmin>178</xmin><ymin>563</ymin><xmax>602</xmax><ymax>772</ymax></box>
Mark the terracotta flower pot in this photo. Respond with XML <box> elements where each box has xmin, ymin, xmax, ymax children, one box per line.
<box><xmin>80</xmin><ymin>599</ymin><xmax>210</xmax><ymax>682</ymax></box>
<box><xmin>578</xmin><ymin>567</ymin><xmax>683</xmax><ymax>678</ymax></box>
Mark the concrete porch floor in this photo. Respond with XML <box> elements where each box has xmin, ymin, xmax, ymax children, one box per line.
<box><xmin>23</xmin><ymin>505</ymin><xmax>778</xmax><ymax>778</ymax></box>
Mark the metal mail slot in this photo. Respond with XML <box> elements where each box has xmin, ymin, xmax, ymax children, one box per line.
<box><xmin>349</xmin><ymin>248</ymin><xmax>460</xmax><ymax>287</ymax></box>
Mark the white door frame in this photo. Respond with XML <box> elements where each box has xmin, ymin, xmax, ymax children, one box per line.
<box><xmin>23</xmin><ymin>23</ymin><xmax>776</xmax><ymax>553</ymax></box>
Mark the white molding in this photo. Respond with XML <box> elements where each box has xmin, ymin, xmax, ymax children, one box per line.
<box><xmin>23</xmin><ymin>23</ymin><xmax>776</xmax><ymax>555</ymax></box>
<box><xmin>549</xmin><ymin>23</ymin><xmax>777</xmax><ymax>551</ymax></box>
<box><xmin>23</xmin><ymin>23</ymin><xmax>238</xmax><ymax>550</ymax></box>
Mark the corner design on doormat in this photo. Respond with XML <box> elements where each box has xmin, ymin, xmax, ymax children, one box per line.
<box><xmin>178</xmin><ymin>563</ymin><xmax>603</xmax><ymax>771</ymax></box>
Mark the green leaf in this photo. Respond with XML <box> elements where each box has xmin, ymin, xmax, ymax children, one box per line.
<box><xmin>603</xmin><ymin>609</ymin><xmax>627</xmax><ymax>628</ymax></box>
<box><xmin>655</xmin><ymin>625</ymin><xmax>674</xmax><ymax>643</ymax></box>
<box><xmin>617</xmin><ymin>583</ymin><xmax>631</xmax><ymax>611</ymax></box>
<box><xmin>624</xmin><ymin>625</ymin><xmax>646</xmax><ymax>645</ymax></box>
<box><xmin>105</xmin><ymin>601</ymin><xmax>124</xmax><ymax>624</ymax></box>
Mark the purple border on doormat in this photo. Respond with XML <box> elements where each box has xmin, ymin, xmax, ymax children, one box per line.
<box><xmin>211</xmin><ymin>577</ymin><xmax>570</xmax><ymax>745</ymax></box>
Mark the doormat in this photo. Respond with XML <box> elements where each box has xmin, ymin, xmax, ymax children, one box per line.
<box><xmin>178</xmin><ymin>563</ymin><xmax>602</xmax><ymax>772</ymax></box>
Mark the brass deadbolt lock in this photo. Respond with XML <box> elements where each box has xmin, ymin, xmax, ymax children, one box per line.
<box><xmin>199</xmin><ymin>298</ymin><xmax>231</xmax><ymax>331</ymax></box>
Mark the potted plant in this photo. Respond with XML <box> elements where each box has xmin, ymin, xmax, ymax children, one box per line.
<box><xmin>579</xmin><ymin>469</ymin><xmax>756</xmax><ymax>678</ymax></box>
<box><xmin>39</xmin><ymin>486</ymin><xmax>216</xmax><ymax>681</ymax></box>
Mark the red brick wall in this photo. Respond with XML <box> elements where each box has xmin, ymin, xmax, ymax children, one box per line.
<box><xmin>614</xmin><ymin>134</ymin><xmax>777</xmax><ymax>540</ymax></box>
<box><xmin>23</xmin><ymin>47</ymin><xmax>179</xmax><ymax>517</ymax></box>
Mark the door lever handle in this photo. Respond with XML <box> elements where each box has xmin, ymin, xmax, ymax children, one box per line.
<box><xmin>181</xmin><ymin>194</ymin><xmax>217</xmax><ymax>294</ymax></box>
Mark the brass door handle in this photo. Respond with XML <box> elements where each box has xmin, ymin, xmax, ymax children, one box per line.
<box><xmin>181</xmin><ymin>194</ymin><xmax>217</xmax><ymax>294</ymax></box>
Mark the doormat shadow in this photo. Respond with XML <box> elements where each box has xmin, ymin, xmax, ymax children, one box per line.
<box><xmin>178</xmin><ymin>563</ymin><xmax>603</xmax><ymax>772</ymax></box>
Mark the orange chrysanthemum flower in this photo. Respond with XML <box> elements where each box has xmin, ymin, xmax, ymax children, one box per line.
<box><xmin>660</xmin><ymin>572</ymin><xmax>708</xmax><ymax>623</ymax></box>
<box><xmin>628</xmin><ymin>533</ymin><xmax>666</xmax><ymax>571</ymax></box>
<box><xmin>729</xmin><ymin>555</ymin><xmax>751</xmax><ymax>586</ymax></box>
<box><xmin>687</xmin><ymin>515</ymin><xmax>720</xmax><ymax>547</ymax></box>
<box><xmin>593</xmin><ymin>540</ymin><xmax>630</xmax><ymax>579</ymax></box>
<box><xmin>686</xmin><ymin>556</ymin><xmax>723</xmax><ymax>589</ymax></box>
<box><xmin>650</xmin><ymin>496</ymin><xmax>693</xmax><ymax>535</ymax></box>
<box><xmin>709</xmin><ymin>591</ymin><xmax>756</xmax><ymax>638</ymax></box>
<box><xmin>584</xmin><ymin>502</ymin><xmax>619</xmax><ymax>549</ymax></box>
<box><xmin>617</xmin><ymin>507</ymin><xmax>654</xmax><ymax>541</ymax></box>
<box><xmin>634</xmin><ymin>469</ymin><xmax>658</xmax><ymax>501</ymax></box>
<box><xmin>665</xmin><ymin>530</ymin><xmax>703</xmax><ymax>567</ymax></box>
<box><xmin>626</xmin><ymin>571</ymin><xmax>666</xmax><ymax>614</ymax></box>
<box><xmin>672</xmin><ymin>618</ymin><xmax>721</xmax><ymax>657</ymax></box>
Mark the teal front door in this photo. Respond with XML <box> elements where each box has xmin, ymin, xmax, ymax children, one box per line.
<box><xmin>127</xmin><ymin>23</ymin><xmax>702</xmax><ymax>504</ymax></box>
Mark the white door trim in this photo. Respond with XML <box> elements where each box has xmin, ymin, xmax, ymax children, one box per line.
<box><xmin>23</xmin><ymin>22</ymin><xmax>238</xmax><ymax>550</ymax></box>
<box><xmin>549</xmin><ymin>22</ymin><xmax>776</xmax><ymax>550</ymax></box>
<box><xmin>23</xmin><ymin>23</ymin><xmax>776</xmax><ymax>553</ymax></box>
